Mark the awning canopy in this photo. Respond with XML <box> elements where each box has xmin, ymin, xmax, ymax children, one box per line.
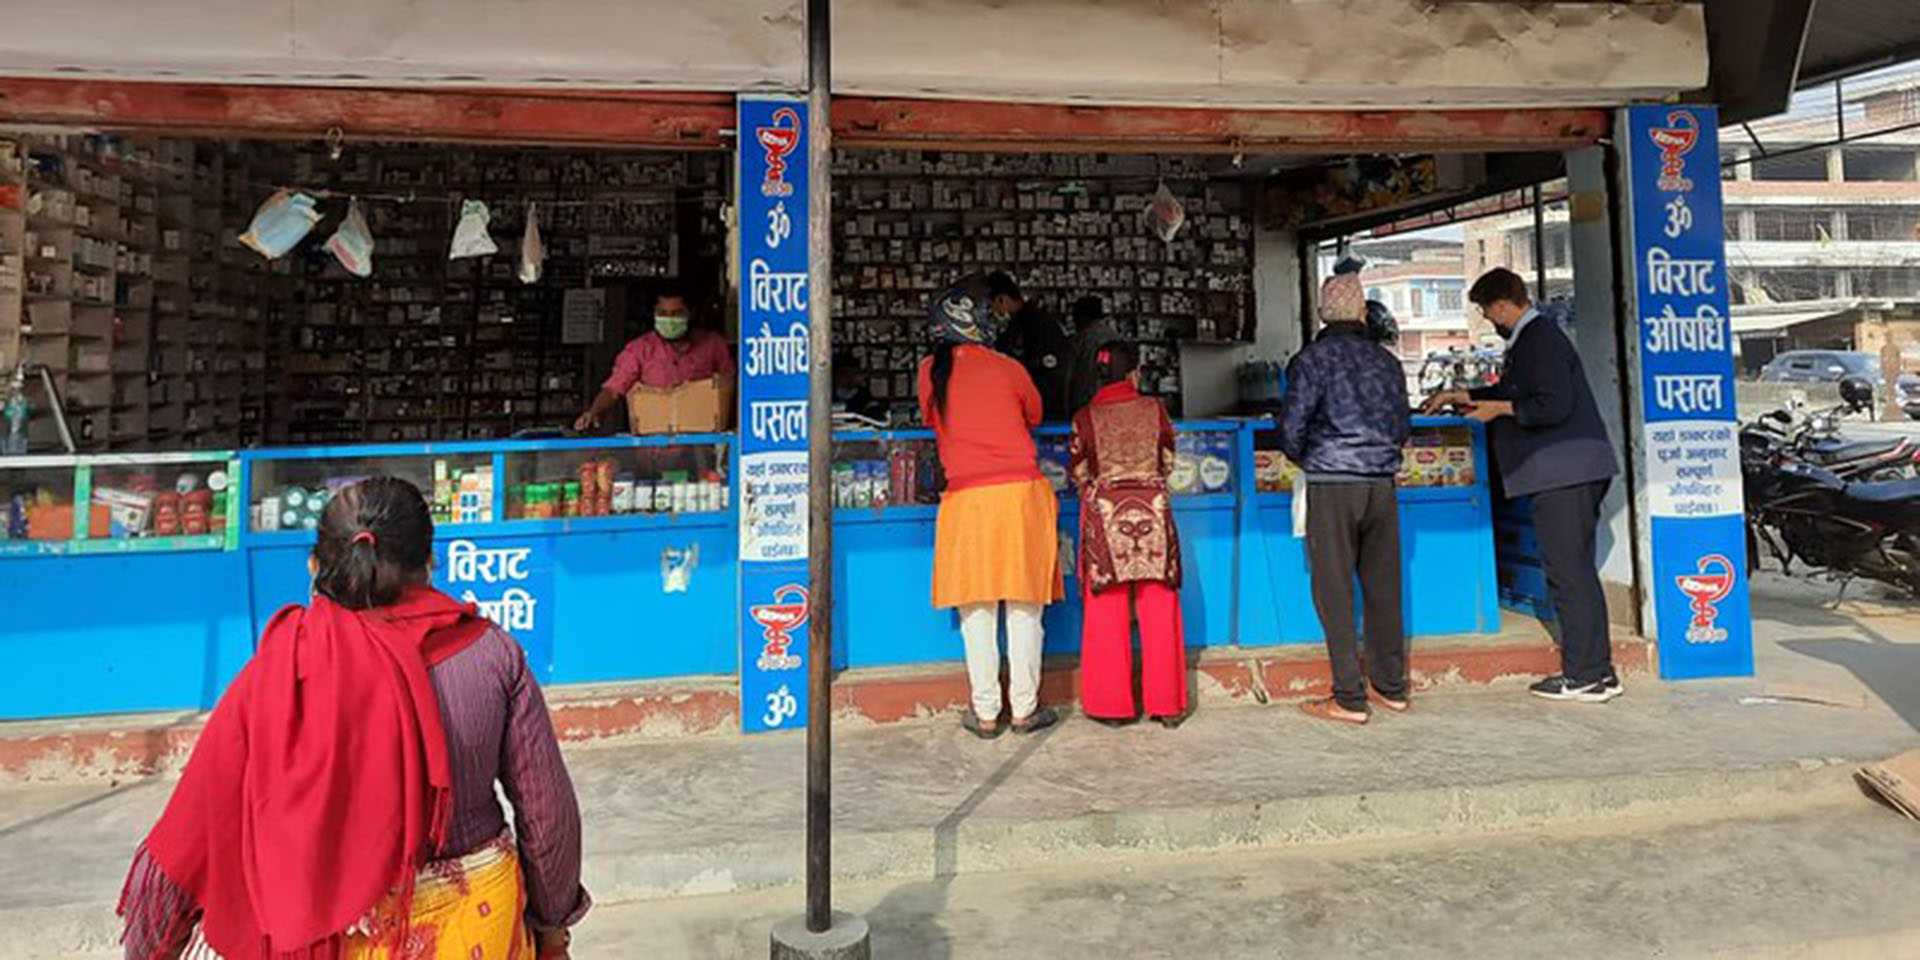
<box><xmin>0</xmin><ymin>1</ymin><xmax>1708</xmax><ymax>111</ymax></box>
<box><xmin>1730</xmin><ymin>305</ymin><xmax>1856</xmax><ymax>338</ymax></box>
<box><xmin>1797</xmin><ymin>0</ymin><xmax>1920</xmax><ymax>87</ymax></box>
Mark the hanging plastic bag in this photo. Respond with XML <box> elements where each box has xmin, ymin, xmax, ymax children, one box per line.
<box><xmin>518</xmin><ymin>201</ymin><xmax>545</xmax><ymax>284</ymax></box>
<box><xmin>449</xmin><ymin>199</ymin><xmax>498</xmax><ymax>260</ymax></box>
<box><xmin>1144</xmin><ymin>182</ymin><xmax>1186</xmax><ymax>244</ymax></box>
<box><xmin>325</xmin><ymin>198</ymin><xmax>375</xmax><ymax>278</ymax></box>
<box><xmin>238</xmin><ymin>190</ymin><xmax>321</xmax><ymax>260</ymax></box>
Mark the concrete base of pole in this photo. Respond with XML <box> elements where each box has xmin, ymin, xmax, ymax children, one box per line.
<box><xmin>770</xmin><ymin>912</ymin><xmax>872</xmax><ymax>960</ymax></box>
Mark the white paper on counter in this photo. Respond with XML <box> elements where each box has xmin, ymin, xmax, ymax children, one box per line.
<box><xmin>1292</xmin><ymin>482</ymin><xmax>1308</xmax><ymax>539</ymax></box>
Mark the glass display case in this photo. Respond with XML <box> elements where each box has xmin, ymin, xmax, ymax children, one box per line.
<box><xmin>501</xmin><ymin>440</ymin><xmax>730</xmax><ymax>519</ymax></box>
<box><xmin>829</xmin><ymin>424</ymin><xmax>1241</xmax><ymax>510</ymax></box>
<box><xmin>0</xmin><ymin>451</ymin><xmax>240</xmax><ymax>554</ymax></box>
<box><xmin>829</xmin><ymin>433</ymin><xmax>941</xmax><ymax>511</ymax></box>
<box><xmin>1251</xmin><ymin>422</ymin><xmax>1477</xmax><ymax>493</ymax></box>
<box><xmin>247</xmin><ymin>451</ymin><xmax>496</xmax><ymax>531</ymax></box>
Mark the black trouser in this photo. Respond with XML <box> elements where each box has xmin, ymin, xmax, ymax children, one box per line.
<box><xmin>1305</xmin><ymin>480</ymin><xmax>1407</xmax><ymax>711</ymax></box>
<box><xmin>1531</xmin><ymin>479</ymin><xmax>1614</xmax><ymax>684</ymax></box>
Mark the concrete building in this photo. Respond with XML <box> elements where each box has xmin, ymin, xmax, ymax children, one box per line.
<box><xmin>1350</xmin><ymin>238</ymin><xmax>1473</xmax><ymax>380</ymax></box>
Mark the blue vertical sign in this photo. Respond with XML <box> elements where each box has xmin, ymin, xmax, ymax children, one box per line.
<box><xmin>1623</xmin><ymin>105</ymin><xmax>1753</xmax><ymax>679</ymax></box>
<box><xmin>736</xmin><ymin>95</ymin><xmax>813</xmax><ymax>732</ymax></box>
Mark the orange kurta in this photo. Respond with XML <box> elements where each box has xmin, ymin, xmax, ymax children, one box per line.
<box><xmin>919</xmin><ymin>344</ymin><xmax>1062</xmax><ymax>608</ymax></box>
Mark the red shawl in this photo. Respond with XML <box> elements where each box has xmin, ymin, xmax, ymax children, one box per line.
<box><xmin>120</xmin><ymin>584</ymin><xmax>489</xmax><ymax>959</ymax></box>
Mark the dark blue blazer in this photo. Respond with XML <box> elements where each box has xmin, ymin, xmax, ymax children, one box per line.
<box><xmin>1470</xmin><ymin>314</ymin><xmax>1618</xmax><ymax>498</ymax></box>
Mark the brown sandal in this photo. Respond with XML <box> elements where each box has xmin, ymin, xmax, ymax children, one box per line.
<box><xmin>1299</xmin><ymin>697</ymin><xmax>1369</xmax><ymax>725</ymax></box>
<box><xmin>1369</xmin><ymin>689</ymin><xmax>1411</xmax><ymax>713</ymax></box>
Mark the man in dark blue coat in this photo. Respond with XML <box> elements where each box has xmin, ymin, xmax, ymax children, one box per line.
<box><xmin>1279</xmin><ymin>273</ymin><xmax>1413</xmax><ymax>725</ymax></box>
<box><xmin>1425</xmin><ymin>268</ymin><xmax>1622</xmax><ymax>703</ymax></box>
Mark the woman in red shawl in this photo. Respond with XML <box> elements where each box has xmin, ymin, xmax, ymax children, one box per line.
<box><xmin>1071</xmin><ymin>341</ymin><xmax>1189</xmax><ymax>728</ymax></box>
<box><xmin>118</xmin><ymin>476</ymin><xmax>588</xmax><ymax>959</ymax></box>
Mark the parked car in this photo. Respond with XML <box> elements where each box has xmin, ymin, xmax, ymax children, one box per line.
<box><xmin>1758</xmin><ymin>350</ymin><xmax>1881</xmax><ymax>385</ymax></box>
<box><xmin>1900</xmin><ymin>372</ymin><xmax>1920</xmax><ymax>420</ymax></box>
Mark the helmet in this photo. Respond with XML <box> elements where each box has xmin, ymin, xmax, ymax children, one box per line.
<box><xmin>1364</xmin><ymin>299</ymin><xmax>1398</xmax><ymax>344</ymax></box>
<box><xmin>1838</xmin><ymin>375</ymin><xmax>1875</xmax><ymax>411</ymax></box>
<box><xmin>929</xmin><ymin>274</ymin><xmax>1003</xmax><ymax>346</ymax></box>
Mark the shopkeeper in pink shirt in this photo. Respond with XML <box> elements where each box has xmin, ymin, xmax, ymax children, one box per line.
<box><xmin>574</xmin><ymin>282</ymin><xmax>734</xmax><ymax>432</ymax></box>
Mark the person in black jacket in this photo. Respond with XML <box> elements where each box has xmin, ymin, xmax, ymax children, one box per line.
<box><xmin>1280</xmin><ymin>273</ymin><xmax>1414</xmax><ymax>725</ymax></box>
<box><xmin>1424</xmin><ymin>268</ymin><xmax>1622</xmax><ymax>703</ymax></box>
<box><xmin>988</xmin><ymin>272</ymin><xmax>1075</xmax><ymax>422</ymax></box>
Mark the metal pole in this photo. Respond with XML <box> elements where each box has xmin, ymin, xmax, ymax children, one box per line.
<box><xmin>803</xmin><ymin>0</ymin><xmax>835</xmax><ymax>937</ymax></box>
<box><xmin>1532</xmin><ymin>183</ymin><xmax>1548</xmax><ymax>301</ymax></box>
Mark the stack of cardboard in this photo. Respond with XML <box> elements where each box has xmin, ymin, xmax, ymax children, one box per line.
<box><xmin>626</xmin><ymin>378</ymin><xmax>733</xmax><ymax>435</ymax></box>
<box><xmin>1857</xmin><ymin>750</ymin><xmax>1920</xmax><ymax>822</ymax></box>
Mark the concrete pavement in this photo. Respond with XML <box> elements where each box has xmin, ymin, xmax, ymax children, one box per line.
<box><xmin>566</xmin><ymin>803</ymin><xmax>1920</xmax><ymax>960</ymax></box>
<box><xmin>7</xmin><ymin>574</ymin><xmax>1919</xmax><ymax>958</ymax></box>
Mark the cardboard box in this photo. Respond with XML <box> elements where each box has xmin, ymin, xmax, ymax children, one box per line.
<box><xmin>626</xmin><ymin>378</ymin><xmax>734</xmax><ymax>435</ymax></box>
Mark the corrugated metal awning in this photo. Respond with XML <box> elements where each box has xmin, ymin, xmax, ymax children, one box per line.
<box><xmin>1798</xmin><ymin>0</ymin><xmax>1920</xmax><ymax>87</ymax></box>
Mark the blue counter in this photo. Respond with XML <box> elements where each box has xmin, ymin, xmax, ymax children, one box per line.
<box><xmin>1</xmin><ymin>418</ymin><xmax>1499</xmax><ymax>720</ymax></box>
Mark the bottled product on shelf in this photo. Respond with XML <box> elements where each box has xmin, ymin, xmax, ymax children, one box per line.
<box><xmin>509</xmin><ymin>458</ymin><xmax>728</xmax><ymax>520</ymax></box>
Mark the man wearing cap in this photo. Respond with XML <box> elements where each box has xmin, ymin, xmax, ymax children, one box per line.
<box><xmin>1278</xmin><ymin>272</ymin><xmax>1414</xmax><ymax>725</ymax></box>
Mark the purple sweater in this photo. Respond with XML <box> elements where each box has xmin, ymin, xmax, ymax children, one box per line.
<box><xmin>122</xmin><ymin>626</ymin><xmax>590</xmax><ymax>957</ymax></box>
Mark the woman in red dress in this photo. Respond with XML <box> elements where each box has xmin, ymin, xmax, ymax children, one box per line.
<box><xmin>1070</xmin><ymin>341</ymin><xmax>1188</xmax><ymax>727</ymax></box>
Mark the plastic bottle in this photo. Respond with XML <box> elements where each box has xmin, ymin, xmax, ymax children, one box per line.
<box><xmin>3</xmin><ymin>363</ymin><xmax>29</xmax><ymax>456</ymax></box>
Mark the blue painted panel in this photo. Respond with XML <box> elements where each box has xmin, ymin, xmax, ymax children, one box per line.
<box><xmin>1247</xmin><ymin>492</ymin><xmax>1500</xmax><ymax>646</ymax></box>
<box><xmin>0</xmin><ymin>550</ymin><xmax>253</xmax><ymax>718</ymax></box>
<box><xmin>547</xmin><ymin>524</ymin><xmax>738</xmax><ymax>683</ymax></box>
<box><xmin>247</xmin><ymin>524</ymin><xmax>739</xmax><ymax>685</ymax></box>
<box><xmin>832</xmin><ymin>497</ymin><xmax>1238</xmax><ymax>669</ymax></box>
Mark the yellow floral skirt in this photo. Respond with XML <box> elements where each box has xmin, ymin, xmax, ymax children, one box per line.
<box><xmin>932</xmin><ymin>477</ymin><xmax>1064</xmax><ymax>609</ymax></box>
<box><xmin>345</xmin><ymin>833</ymin><xmax>535</xmax><ymax>960</ymax></box>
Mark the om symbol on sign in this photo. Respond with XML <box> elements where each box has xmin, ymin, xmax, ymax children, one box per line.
<box><xmin>764</xmin><ymin>684</ymin><xmax>799</xmax><ymax>728</ymax></box>
<box><xmin>1664</xmin><ymin>196</ymin><xmax>1694</xmax><ymax>239</ymax></box>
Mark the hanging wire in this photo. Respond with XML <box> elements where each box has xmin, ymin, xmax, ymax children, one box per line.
<box><xmin>49</xmin><ymin>146</ymin><xmax>727</xmax><ymax>209</ymax></box>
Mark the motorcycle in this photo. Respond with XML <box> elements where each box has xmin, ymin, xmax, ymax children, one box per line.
<box><xmin>1740</xmin><ymin>377</ymin><xmax>1920</xmax><ymax>483</ymax></box>
<box><xmin>1742</xmin><ymin>377</ymin><xmax>1920</xmax><ymax>594</ymax></box>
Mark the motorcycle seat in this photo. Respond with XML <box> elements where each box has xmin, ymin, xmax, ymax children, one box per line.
<box><xmin>1843</xmin><ymin>476</ymin><xmax>1920</xmax><ymax>503</ymax></box>
<box><xmin>1808</xmin><ymin>439</ymin><xmax>1906</xmax><ymax>462</ymax></box>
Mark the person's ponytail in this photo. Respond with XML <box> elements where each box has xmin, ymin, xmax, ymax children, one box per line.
<box><xmin>931</xmin><ymin>341</ymin><xmax>958</xmax><ymax>421</ymax></box>
<box><xmin>311</xmin><ymin>476</ymin><xmax>435</xmax><ymax>610</ymax></box>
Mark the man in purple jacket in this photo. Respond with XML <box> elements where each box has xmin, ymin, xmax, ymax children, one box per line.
<box><xmin>1279</xmin><ymin>273</ymin><xmax>1414</xmax><ymax>725</ymax></box>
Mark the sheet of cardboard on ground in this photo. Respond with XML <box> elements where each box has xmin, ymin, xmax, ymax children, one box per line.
<box><xmin>626</xmin><ymin>378</ymin><xmax>733</xmax><ymax>435</ymax></box>
<box><xmin>1857</xmin><ymin>749</ymin><xmax>1920</xmax><ymax>821</ymax></box>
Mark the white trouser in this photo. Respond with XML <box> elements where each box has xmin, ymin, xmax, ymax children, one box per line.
<box><xmin>958</xmin><ymin>601</ymin><xmax>1044</xmax><ymax>722</ymax></box>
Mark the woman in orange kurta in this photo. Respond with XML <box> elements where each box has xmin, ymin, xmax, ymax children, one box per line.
<box><xmin>917</xmin><ymin>275</ymin><xmax>1064</xmax><ymax>739</ymax></box>
<box><xmin>1071</xmin><ymin>341</ymin><xmax>1188</xmax><ymax>727</ymax></box>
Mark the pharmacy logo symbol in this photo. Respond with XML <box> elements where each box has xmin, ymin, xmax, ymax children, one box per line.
<box><xmin>1675</xmin><ymin>554</ymin><xmax>1735</xmax><ymax>644</ymax></box>
<box><xmin>756</xmin><ymin>108</ymin><xmax>802</xmax><ymax>198</ymax></box>
<box><xmin>1649</xmin><ymin>109</ymin><xmax>1700</xmax><ymax>194</ymax></box>
<box><xmin>750</xmin><ymin>583</ymin><xmax>809</xmax><ymax>671</ymax></box>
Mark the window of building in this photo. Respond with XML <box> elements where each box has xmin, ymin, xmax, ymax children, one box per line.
<box><xmin>1852</xmin><ymin>268</ymin><xmax>1920</xmax><ymax>298</ymax></box>
<box><xmin>1410</xmin><ymin>288</ymin><xmax>1425</xmax><ymax>314</ymax></box>
<box><xmin>1751</xmin><ymin>210</ymin><xmax>1826</xmax><ymax>242</ymax></box>
<box><xmin>1438</xmin><ymin>288</ymin><xmax>1463</xmax><ymax>312</ymax></box>
<box><xmin>1846</xmin><ymin>209</ymin><xmax>1920</xmax><ymax>241</ymax></box>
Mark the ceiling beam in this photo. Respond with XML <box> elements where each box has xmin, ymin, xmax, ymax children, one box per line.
<box><xmin>832</xmin><ymin>98</ymin><xmax>1609</xmax><ymax>155</ymax></box>
<box><xmin>0</xmin><ymin>79</ymin><xmax>735</xmax><ymax>148</ymax></box>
